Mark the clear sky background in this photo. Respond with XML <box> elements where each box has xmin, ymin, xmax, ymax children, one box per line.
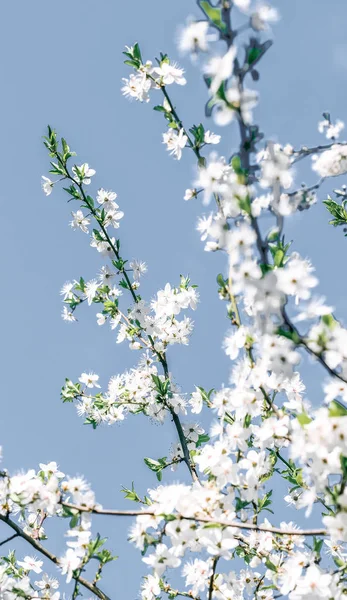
<box><xmin>1</xmin><ymin>0</ymin><xmax>347</xmax><ymax>597</ymax></box>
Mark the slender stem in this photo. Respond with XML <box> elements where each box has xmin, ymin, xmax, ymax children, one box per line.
<box><xmin>292</xmin><ymin>141</ymin><xmax>346</xmax><ymax>164</ymax></box>
<box><xmin>0</xmin><ymin>514</ymin><xmax>111</xmax><ymax>600</ymax></box>
<box><xmin>281</xmin><ymin>306</ymin><xmax>347</xmax><ymax>403</ymax></box>
<box><xmin>163</xmin><ymin>584</ymin><xmax>200</xmax><ymax>599</ymax></box>
<box><xmin>254</xmin><ymin>575</ymin><xmax>265</xmax><ymax>598</ymax></box>
<box><xmin>169</xmin><ymin>408</ymin><xmax>198</xmax><ymax>482</ymax></box>
<box><xmin>148</xmin><ymin>73</ymin><xmax>204</xmax><ymax>165</ymax></box>
<box><xmin>0</xmin><ymin>532</ymin><xmax>18</xmax><ymax>547</ymax></box>
<box><xmin>93</xmin><ymin>562</ymin><xmax>104</xmax><ymax>586</ymax></box>
<box><xmin>161</xmin><ymin>87</ymin><xmax>199</xmax><ymax>158</ymax></box>
<box><xmin>208</xmin><ymin>558</ymin><xmax>218</xmax><ymax>600</ymax></box>
<box><xmin>228</xmin><ymin>262</ymin><xmax>241</xmax><ymax>327</ymax></box>
<box><xmin>161</xmin><ymin>355</ymin><xmax>200</xmax><ymax>482</ymax></box>
<box><xmin>287</xmin><ymin>178</ymin><xmax>325</xmax><ymax>198</ymax></box>
<box><xmin>72</xmin><ymin>174</ymin><xmax>138</xmax><ymax>305</ymax></box>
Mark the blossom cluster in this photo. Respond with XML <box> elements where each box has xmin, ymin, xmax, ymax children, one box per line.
<box><xmin>0</xmin><ymin>454</ymin><xmax>116</xmax><ymax>597</ymax></box>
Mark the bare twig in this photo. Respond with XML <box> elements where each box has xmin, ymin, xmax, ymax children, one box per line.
<box><xmin>208</xmin><ymin>558</ymin><xmax>219</xmax><ymax>600</ymax></box>
<box><xmin>0</xmin><ymin>533</ymin><xmax>18</xmax><ymax>547</ymax></box>
<box><xmin>61</xmin><ymin>502</ymin><xmax>327</xmax><ymax>536</ymax></box>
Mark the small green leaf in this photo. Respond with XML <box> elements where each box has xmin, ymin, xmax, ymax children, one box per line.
<box><xmin>198</xmin><ymin>0</ymin><xmax>227</xmax><ymax>33</ymax></box>
<box><xmin>231</xmin><ymin>155</ymin><xmax>242</xmax><ymax>174</ymax></box>
<box><xmin>196</xmin><ymin>434</ymin><xmax>210</xmax><ymax>447</ymax></box>
<box><xmin>133</xmin><ymin>42</ymin><xmax>142</xmax><ymax>62</ymax></box>
<box><xmin>153</xmin><ymin>105</ymin><xmax>168</xmax><ymax>113</ymax></box>
<box><xmin>329</xmin><ymin>400</ymin><xmax>347</xmax><ymax>417</ymax></box>
<box><xmin>265</xmin><ymin>558</ymin><xmax>278</xmax><ymax>572</ymax></box>
<box><xmin>277</xmin><ymin>326</ymin><xmax>301</xmax><ymax>345</ymax></box>
<box><xmin>273</xmin><ymin>249</ymin><xmax>285</xmax><ymax>267</ymax></box>
<box><xmin>297</xmin><ymin>412</ymin><xmax>312</xmax><ymax>426</ymax></box>
<box><xmin>321</xmin><ymin>314</ymin><xmax>337</xmax><ymax>329</ymax></box>
<box><xmin>121</xmin><ymin>483</ymin><xmax>141</xmax><ymax>503</ymax></box>
<box><xmin>124</xmin><ymin>59</ymin><xmax>139</xmax><ymax>68</ymax></box>
<box><xmin>216</xmin><ymin>273</ymin><xmax>226</xmax><ymax>288</ymax></box>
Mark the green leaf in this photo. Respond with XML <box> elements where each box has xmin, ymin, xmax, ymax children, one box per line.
<box><xmin>321</xmin><ymin>314</ymin><xmax>337</xmax><ymax>329</ymax></box>
<box><xmin>323</xmin><ymin>196</ymin><xmax>347</xmax><ymax>227</ymax></box>
<box><xmin>190</xmin><ymin>123</ymin><xmax>205</xmax><ymax>146</ymax></box>
<box><xmin>273</xmin><ymin>249</ymin><xmax>285</xmax><ymax>267</ymax></box>
<box><xmin>84</xmin><ymin>417</ymin><xmax>98</xmax><ymax>429</ymax></box>
<box><xmin>267</xmin><ymin>228</ymin><xmax>280</xmax><ymax>243</ymax></box>
<box><xmin>69</xmin><ymin>513</ymin><xmax>79</xmax><ymax>529</ymax></box>
<box><xmin>196</xmin><ymin>386</ymin><xmax>214</xmax><ymax>404</ymax></box>
<box><xmin>97</xmin><ymin>549</ymin><xmax>118</xmax><ymax>564</ymax></box>
<box><xmin>245</xmin><ymin>40</ymin><xmax>273</xmax><ymax>69</ymax></box>
<box><xmin>124</xmin><ymin>59</ymin><xmax>140</xmax><ymax>68</ymax></box>
<box><xmin>235</xmin><ymin>545</ymin><xmax>246</xmax><ymax>558</ymax></box>
<box><xmin>49</xmin><ymin>161</ymin><xmax>65</xmax><ymax>176</ymax></box>
<box><xmin>216</xmin><ymin>273</ymin><xmax>226</xmax><ymax>287</ymax></box>
<box><xmin>231</xmin><ymin>154</ymin><xmax>242</xmax><ymax>174</ymax></box>
<box><xmin>329</xmin><ymin>400</ymin><xmax>347</xmax><ymax>417</ymax></box>
<box><xmin>153</xmin><ymin>105</ymin><xmax>168</xmax><ymax>113</ymax></box>
<box><xmin>202</xmin><ymin>522</ymin><xmax>222</xmax><ymax>529</ymax></box>
<box><xmin>198</xmin><ymin>0</ymin><xmax>227</xmax><ymax>33</ymax></box>
<box><xmin>144</xmin><ymin>457</ymin><xmax>167</xmax><ymax>475</ymax></box>
<box><xmin>119</xmin><ymin>278</ymin><xmax>130</xmax><ymax>290</ymax></box>
<box><xmin>247</xmin><ymin>46</ymin><xmax>262</xmax><ymax>66</ymax></box>
<box><xmin>196</xmin><ymin>433</ymin><xmax>210</xmax><ymax>447</ymax></box>
<box><xmin>313</xmin><ymin>537</ymin><xmax>324</xmax><ymax>556</ymax></box>
<box><xmin>341</xmin><ymin>455</ymin><xmax>347</xmax><ymax>478</ymax></box>
<box><xmin>258</xmin><ymin>490</ymin><xmax>273</xmax><ymax>511</ymax></box>
<box><xmin>86</xmin><ymin>195</ymin><xmax>95</xmax><ymax>209</ymax></box>
<box><xmin>265</xmin><ymin>558</ymin><xmax>278</xmax><ymax>572</ymax></box>
<box><xmin>133</xmin><ymin>43</ymin><xmax>142</xmax><ymax>62</ymax></box>
<box><xmin>277</xmin><ymin>326</ymin><xmax>300</xmax><ymax>345</ymax></box>
<box><xmin>121</xmin><ymin>483</ymin><xmax>141</xmax><ymax>503</ymax></box>
<box><xmin>297</xmin><ymin>412</ymin><xmax>312</xmax><ymax>426</ymax></box>
<box><xmin>237</xmin><ymin>194</ymin><xmax>251</xmax><ymax>215</ymax></box>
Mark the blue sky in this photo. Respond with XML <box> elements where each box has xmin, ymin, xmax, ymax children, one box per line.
<box><xmin>1</xmin><ymin>0</ymin><xmax>347</xmax><ymax>597</ymax></box>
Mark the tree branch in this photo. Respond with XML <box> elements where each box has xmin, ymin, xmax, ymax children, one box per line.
<box><xmin>61</xmin><ymin>502</ymin><xmax>327</xmax><ymax>536</ymax></box>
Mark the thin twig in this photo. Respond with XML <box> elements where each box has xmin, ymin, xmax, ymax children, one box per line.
<box><xmin>61</xmin><ymin>502</ymin><xmax>327</xmax><ymax>536</ymax></box>
<box><xmin>208</xmin><ymin>557</ymin><xmax>218</xmax><ymax>600</ymax></box>
<box><xmin>0</xmin><ymin>533</ymin><xmax>18</xmax><ymax>547</ymax></box>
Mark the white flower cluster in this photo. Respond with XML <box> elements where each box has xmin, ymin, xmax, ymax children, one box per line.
<box><xmin>291</xmin><ymin>407</ymin><xmax>347</xmax><ymax>542</ymax></box>
<box><xmin>307</xmin><ymin>318</ymin><xmax>347</xmax><ymax>374</ymax></box>
<box><xmin>258</xmin><ymin>143</ymin><xmax>294</xmax><ymax>190</ymax></box>
<box><xmin>195</xmin><ymin>153</ymin><xmax>251</xmax><ymax>210</ymax></box>
<box><xmin>0</xmin><ymin>562</ymin><xmax>61</xmax><ymax>600</ymax></box>
<box><xmin>131</xmin><ymin>479</ymin><xmax>344</xmax><ymax>600</ymax></box>
<box><xmin>62</xmin><ymin>351</ymin><xmax>192</xmax><ymax>426</ymax></box>
<box><xmin>0</xmin><ymin>454</ymin><xmax>113</xmax><ymax>593</ymax></box>
<box><xmin>122</xmin><ymin>55</ymin><xmax>186</xmax><ymax>104</ymax></box>
<box><xmin>312</xmin><ymin>144</ymin><xmax>347</xmax><ymax>178</ymax></box>
<box><xmin>318</xmin><ymin>117</ymin><xmax>345</xmax><ymax>140</ymax></box>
